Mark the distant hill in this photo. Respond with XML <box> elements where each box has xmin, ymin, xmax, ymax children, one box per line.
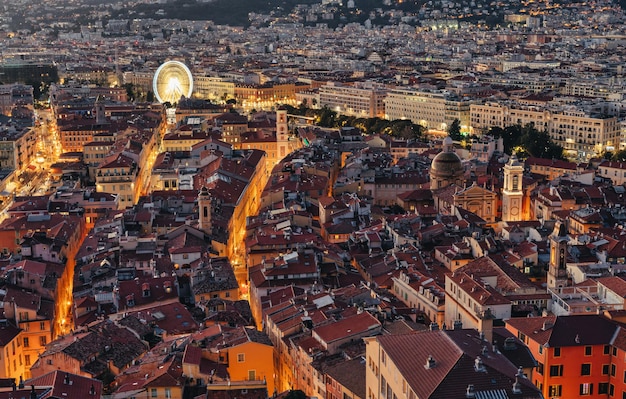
<box><xmin>114</xmin><ymin>0</ymin><xmax>424</xmax><ymax>27</ymax></box>
<box><xmin>115</xmin><ymin>0</ymin><xmax>321</xmax><ymax>26</ymax></box>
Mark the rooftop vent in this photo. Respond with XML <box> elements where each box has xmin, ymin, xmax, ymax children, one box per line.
<box><xmin>466</xmin><ymin>384</ymin><xmax>476</xmax><ymax>398</ymax></box>
<box><xmin>425</xmin><ymin>355</ymin><xmax>436</xmax><ymax>369</ymax></box>
<box><xmin>474</xmin><ymin>356</ymin><xmax>486</xmax><ymax>372</ymax></box>
<box><xmin>503</xmin><ymin>337</ymin><xmax>517</xmax><ymax>351</ymax></box>
<box><xmin>512</xmin><ymin>376</ymin><xmax>522</xmax><ymax>394</ymax></box>
<box><xmin>541</xmin><ymin>320</ymin><xmax>554</xmax><ymax>331</ymax></box>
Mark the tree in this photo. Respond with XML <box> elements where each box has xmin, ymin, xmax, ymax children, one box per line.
<box><xmin>488</xmin><ymin>123</ymin><xmax>563</xmax><ymax>159</ymax></box>
<box><xmin>447</xmin><ymin>118</ymin><xmax>462</xmax><ymax>141</ymax></box>
<box><xmin>612</xmin><ymin>149</ymin><xmax>626</xmax><ymax>162</ymax></box>
<box><xmin>317</xmin><ymin>106</ymin><xmax>337</xmax><ymax>127</ymax></box>
<box><xmin>284</xmin><ymin>390</ymin><xmax>307</xmax><ymax>399</ymax></box>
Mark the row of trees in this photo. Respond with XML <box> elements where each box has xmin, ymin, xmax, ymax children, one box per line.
<box><xmin>446</xmin><ymin>119</ymin><xmax>565</xmax><ymax>160</ymax></box>
<box><xmin>486</xmin><ymin>123</ymin><xmax>565</xmax><ymax>160</ymax></box>
<box><xmin>288</xmin><ymin>106</ymin><xmax>568</xmax><ymax>159</ymax></box>
<box><xmin>285</xmin><ymin>105</ymin><xmax>426</xmax><ymax>140</ymax></box>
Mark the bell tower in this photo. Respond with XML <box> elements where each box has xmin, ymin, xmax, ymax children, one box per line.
<box><xmin>502</xmin><ymin>155</ymin><xmax>524</xmax><ymax>221</ymax></box>
<box><xmin>548</xmin><ymin>221</ymin><xmax>569</xmax><ymax>289</ymax></box>
<box><xmin>276</xmin><ymin>107</ymin><xmax>288</xmax><ymax>163</ymax></box>
<box><xmin>198</xmin><ymin>186</ymin><xmax>212</xmax><ymax>235</ymax></box>
<box><xmin>95</xmin><ymin>95</ymin><xmax>106</xmax><ymax>125</ymax></box>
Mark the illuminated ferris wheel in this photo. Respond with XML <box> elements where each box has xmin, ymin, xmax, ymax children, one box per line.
<box><xmin>153</xmin><ymin>60</ymin><xmax>194</xmax><ymax>104</ymax></box>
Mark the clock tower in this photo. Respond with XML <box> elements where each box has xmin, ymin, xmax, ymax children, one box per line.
<box><xmin>502</xmin><ymin>155</ymin><xmax>524</xmax><ymax>221</ymax></box>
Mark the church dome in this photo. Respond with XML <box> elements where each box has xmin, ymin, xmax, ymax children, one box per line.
<box><xmin>431</xmin><ymin>149</ymin><xmax>463</xmax><ymax>177</ymax></box>
<box><xmin>430</xmin><ymin>137</ymin><xmax>464</xmax><ymax>190</ymax></box>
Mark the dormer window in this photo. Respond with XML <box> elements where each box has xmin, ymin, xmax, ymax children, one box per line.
<box><xmin>142</xmin><ymin>283</ymin><xmax>151</xmax><ymax>297</ymax></box>
<box><xmin>126</xmin><ymin>294</ymin><xmax>135</xmax><ymax>307</ymax></box>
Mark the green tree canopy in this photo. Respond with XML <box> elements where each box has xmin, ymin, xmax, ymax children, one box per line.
<box><xmin>612</xmin><ymin>149</ymin><xmax>626</xmax><ymax>162</ymax></box>
<box><xmin>447</xmin><ymin>118</ymin><xmax>462</xmax><ymax>141</ymax></box>
<box><xmin>488</xmin><ymin>123</ymin><xmax>564</xmax><ymax>160</ymax></box>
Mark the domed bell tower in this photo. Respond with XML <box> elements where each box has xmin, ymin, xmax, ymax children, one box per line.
<box><xmin>502</xmin><ymin>155</ymin><xmax>524</xmax><ymax>221</ymax></box>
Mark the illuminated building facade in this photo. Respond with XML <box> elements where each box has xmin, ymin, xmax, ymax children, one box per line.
<box><xmin>384</xmin><ymin>88</ymin><xmax>473</xmax><ymax>130</ymax></box>
<box><xmin>95</xmin><ymin>152</ymin><xmax>138</xmax><ymax>209</ymax></box>
<box><xmin>318</xmin><ymin>81</ymin><xmax>387</xmax><ymax>118</ymax></box>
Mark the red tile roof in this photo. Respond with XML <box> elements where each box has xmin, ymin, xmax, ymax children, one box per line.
<box><xmin>377</xmin><ymin>331</ymin><xmax>462</xmax><ymax>399</ymax></box>
<box><xmin>26</xmin><ymin>370</ymin><xmax>102</xmax><ymax>398</ymax></box>
<box><xmin>312</xmin><ymin>311</ymin><xmax>380</xmax><ymax>344</ymax></box>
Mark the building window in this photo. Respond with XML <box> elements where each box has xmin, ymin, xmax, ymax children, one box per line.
<box><xmin>550</xmin><ymin>365</ymin><xmax>563</xmax><ymax>377</ymax></box>
<box><xmin>612</xmin><ymin>364</ymin><xmax>617</xmax><ymax>377</ymax></box>
<box><xmin>238</xmin><ymin>353</ymin><xmax>245</xmax><ymax>362</ymax></box>
<box><xmin>40</xmin><ymin>322</ymin><xmax>45</xmax><ymax>331</ymax></box>
<box><xmin>554</xmin><ymin>347</ymin><xmax>561</xmax><ymax>357</ymax></box>
<box><xmin>603</xmin><ymin>364</ymin><xmax>610</xmax><ymax>375</ymax></box>
<box><xmin>605</xmin><ymin>345</ymin><xmax>611</xmax><ymax>355</ymax></box>
<box><xmin>579</xmin><ymin>383</ymin><xmax>592</xmax><ymax>396</ymax></box>
<box><xmin>381</xmin><ymin>376</ymin><xmax>387</xmax><ymax>398</ymax></box>
<box><xmin>599</xmin><ymin>383</ymin><xmax>609</xmax><ymax>394</ymax></box>
<box><xmin>585</xmin><ymin>346</ymin><xmax>592</xmax><ymax>356</ymax></box>
<box><xmin>151</xmin><ymin>388</ymin><xmax>157</xmax><ymax>398</ymax></box>
<box><xmin>248</xmin><ymin>370</ymin><xmax>256</xmax><ymax>381</ymax></box>
<box><xmin>549</xmin><ymin>385</ymin><xmax>562</xmax><ymax>397</ymax></box>
<box><xmin>165</xmin><ymin>388</ymin><xmax>171</xmax><ymax>399</ymax></box>
<box><xmin>39</xmin><ymin>336</ymin><xmax>46</xmax><ymax>346</ymax></box>
<box><xmin>24</xmin><ymin>355</ymin><xmax>30</xmax><ymax>366</ymax></box>
<box><xmin>23</xmin><ymin>338</ymin><xmax>28</xmax><ymax>348</ymax></box>
<box><xmin>581</xmin><ymin>364</ymin><xmax>591</xmax><ymax>376</ymax></box>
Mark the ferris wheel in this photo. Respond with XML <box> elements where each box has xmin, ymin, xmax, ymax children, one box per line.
<box><xmin>153</xmin><ymin>60</ymin><xmax>194</xmax><ymax>104</ymax></box>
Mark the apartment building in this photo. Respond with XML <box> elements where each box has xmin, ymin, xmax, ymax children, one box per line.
<box><xmin>384</xmin><ymin>88</ymin><xmax>472</xmax><ymax>130</ymax></box>
<box><xmin>364</xmin><ymin>329</ymin><xmax>542</xmax><ymax>399</ymax></box>
<box><xmin>469</xmin><ymin>102</ymin><xmax>619</xmax><ymax>159</ymax></box>
<box><xmin>0</xmin><ymin>125</ymin><xmax>37</xmax><ymax>173</ymax></box>
<box><xmin>194</xmin><ymin>74</ymin><xmax>236</xmax><ymax>101</ymax></box>
<box><xmin>95</xmin><ymin>152</ymin><xmax>137</xmax><ymax>209</ymax></box>
<box><xmin>318</xmin><ymin>81</ymin><xmax>387</xmax><ymax>118</ymax></box>
<box><xmin>506</xmin><ymin>315</ymin><xmax>617</xmax><ymax>399</ymax></box>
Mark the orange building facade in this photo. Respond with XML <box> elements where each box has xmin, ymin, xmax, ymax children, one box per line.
<box><xmin>506</xmin><ymin>314</ymin><xmax>618</xmax><ymax>398</ymax></box>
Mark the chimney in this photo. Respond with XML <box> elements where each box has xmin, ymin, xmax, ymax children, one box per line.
<box><xmin>30</xmin><ymin>385</ymin><xmax>37</xmax><ymax>399</ymax></box>
<box><xmin>425</xmin><ymin>355</ymin><xmax>436</xmax><ymax>369</ymax></box>
<box><xmin>429</xmin><ymin>322</ymin><xmax>439</xmax><ymax>331</ymax></box>
<box><xmin>512</xmin><ymin>376</ymin><xmax>522</xmax><ymax>394</ymax></box>
<box><xmin>474</xmin><ymin>356</ymin><xmax>486</xmax><ymax>372</ymax></box>
<box><xmin>18</xmin><ymin>376</ymin><xmax>24</xmax><ymax>389</ymax></box>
